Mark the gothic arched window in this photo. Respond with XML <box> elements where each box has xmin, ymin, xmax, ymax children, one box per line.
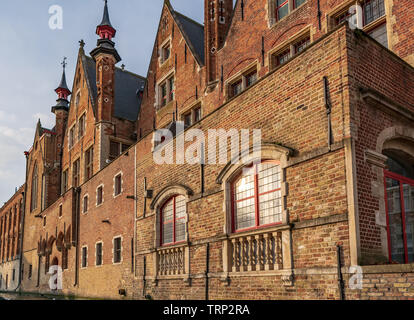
<box><xmin>30</xmin><ymin>164</ymin><xmax>38</xmax><ymax>212</ymax></box>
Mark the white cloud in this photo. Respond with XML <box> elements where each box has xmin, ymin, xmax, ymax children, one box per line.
<box><xmin>33</xmin><ymin>112</ymin><xmax>55</xmax><ymax>130</ymax></box>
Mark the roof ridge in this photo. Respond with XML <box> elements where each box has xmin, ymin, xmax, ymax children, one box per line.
<box><xmin>84</xmin><ymin>55</ymin><xmax>146</xmax><ymax>81</ymax></box>
<box><xmin>173</xmin><ymin>10</ymin><xmax>204</xmax><ymax>29</ymax></box>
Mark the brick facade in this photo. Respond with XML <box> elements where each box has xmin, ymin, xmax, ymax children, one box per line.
<box><xmin>2</xmin><ymin>0</ymin><xmax>414</xmax><ymax>300</ymax></box>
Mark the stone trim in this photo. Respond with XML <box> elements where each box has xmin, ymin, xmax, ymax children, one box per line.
<box><xmin>360</xmin><ymin>87</ymin><xmax>414</xmax><ymax>123</ymax></box>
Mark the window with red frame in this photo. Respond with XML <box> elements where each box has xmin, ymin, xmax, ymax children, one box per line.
<box><xmin>160</xmin><ymin>195</ymin><xmax>186</xmax><ymax>245</ymax></box>
<box><xmin>232</xmin><ymin>161</ymin><xmax>282</xmax><ymax>232</ymax></box>
<box><xmin>383</xmin><ymin>153</ymin><xmax>414</xmax><ymax>264</ymax></box>
<box><xmin>276</xmin><ymin>0</ymin><xmax>289</xmax><ymax>21</ymax></box>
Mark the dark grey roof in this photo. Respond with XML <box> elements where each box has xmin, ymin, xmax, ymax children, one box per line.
<box><xmin>98</xmin><ymin>0</ymin><xmax>113</xmax><ymax>29</ymax></box>
<box><xmin>81</xmin><ymin>55</ymin><xmax>145</xmax><ymax>122</ymax></box>
<box><xmin>57</xmin><ymin>68</ymin><xmax>70</xmax><ymax>91</ymax></box>
<box><xmin>172</xmin><ymin>10</ymin><xmax>205</xmax><ymax>65</ymax></box>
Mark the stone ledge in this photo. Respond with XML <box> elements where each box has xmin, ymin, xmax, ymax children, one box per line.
<box><xmin>293</xmin><ymin>213</ymin><xmax>348</xmax><ymax>230</ymax></box>
<box><xmin>361</xmin><ymin>263</ymin><xmax>414</xmax><ymax>274</ymax></box>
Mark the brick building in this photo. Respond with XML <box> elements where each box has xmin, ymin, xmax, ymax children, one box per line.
<box><xmin>1</xmin><ymin>0</ymin><xmax>414</xmax><ymax>299</ymax></box>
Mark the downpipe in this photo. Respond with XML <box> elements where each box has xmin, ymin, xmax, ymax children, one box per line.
<box><xmin>337</xmin><ymin>244</ymin><xmax>345</xmax><ymax>300</ymax></box>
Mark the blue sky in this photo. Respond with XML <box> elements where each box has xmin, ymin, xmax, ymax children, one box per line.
<box><xmin>0</xmin><ymin>0</ymin><xmax>204</xmax><ymax>205</ymax></box>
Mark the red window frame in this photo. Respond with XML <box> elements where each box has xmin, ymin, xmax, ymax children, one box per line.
<box><xmin>160</xmin><ymin>195</ymin><xmax>186</xmax><ymax>246</ymax></box>
<box><xmin>231</xmin><ymin>160</ymin><xmax>283</xmax><ymax>233</ymax></box>
<box><xmin>383</xmin><ymin>170</ymin><xmax>414</xmax><ymax>264</ymax></box>
<box><xmin>276</xmin><ymin>0</ymin><xmax>289</xmax><ymax>21</ymax></box>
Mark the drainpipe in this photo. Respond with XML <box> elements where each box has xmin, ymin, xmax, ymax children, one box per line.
<box><xmin>15</xmin><ymin>152</ymin><xmax>29</xmax><ymax>293</ymax></box>
<box><xmin>323</xmin><ymin>76</ymin><xmax>333</xmax><ymax>151</ymax></box>
<box><xmin>337</xmin><ymin>244</ymin><xmax>345</xmax><ymax>300</ymax></box>
<box><xmin>133</xmin><ymin>145</ymin><xmax>138</xmax><ymax>277</ymax></box>
<box><xmin>317</xmin><ymin>0</ymin><xmax>322</xmax><ymax>30</ymax></box>
<box><xmin>205</xmin><ymin>243</ymin><xmax>210</xmax><ymax>301</ymax></box>
<box><xmin>142</xmin><ymin>256</ymin><xmax>146</xmax><ymax>297</ymax></box>
<box><xmin>73</xmin><ymin>187</ymin><xmax>81</xmax><ymax>287</ymax></box>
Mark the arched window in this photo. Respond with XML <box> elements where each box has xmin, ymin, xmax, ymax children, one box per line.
<box><xmin>30</xmin><ymin>164</ymin><xmax>38</xmax><ymax>212</ymax></box>
<box><xmin>383</xmin><ymin>149</ymin><xmax>414</xmax><ymax>264</ymax></box>
<box><xmin>160</xmin><ymin>195</ymin><xmax>187</xmax><ymax>245</ymax></box>
<box><xmin>232</xmin><ymin>161</ymin><xmax>282</xmax><ymax>232</ymax></box>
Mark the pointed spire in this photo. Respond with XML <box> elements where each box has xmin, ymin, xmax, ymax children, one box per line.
<box><xmin>98</xmin><ymin>0</ymin><xmax>113</xmax><ymax>29</ymax></box>
<box><xmin>52</xmin><ymin>58</ymin><xmax>71</xmax><ymax>112</ymax></box>
<box><xmin>55</xmin><ymin>57</ymin><xmax>71</xmax><ymax>100</ymax></box>
<box><xmin>96</xmin><ymin>0</ymin><xmax>116</xmax><ymax>40</ymax></box>
<box><xmin>91</xmin><ymin>0</ymin><xmax>121</xmax><ymax>63</ymax></box>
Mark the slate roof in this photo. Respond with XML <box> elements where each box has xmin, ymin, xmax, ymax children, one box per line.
<box><xmin>81</xmin><ymin>54</ymin><xmax>146</xmax><ymax>122</ymax></box>
<box><xmin>172</xmin><ymin>10</ymin><xmax>205</xmax><ymax>65</ymax></box>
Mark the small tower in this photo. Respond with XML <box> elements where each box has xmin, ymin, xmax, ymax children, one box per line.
<box><xmin>90</xmin><ymin>0</ymin><xmax>121</xmax><ymax>169</ymax></box>
<box><xmin>204</xmin><ymin>0</ymin><xmax>233</xmax><ymax>84</ymax></box>
<box><xmin>51</xmin><ymin>58</ymin><xmax>71</xmax><ymax>170</ymax></box>
<box><xmin>90</xmin><ymin>0</ymin><xmax>121</xmax><ymax>63</ymax></box>
<box><xmin>90</xmin><ymin>0</ymin><xmax>121</xmax><ymax>123</ymax></box>
<box><xmin>53</xmin><ymin>57</ymin><xmax>71</xmax><ymax>110</ymax></box>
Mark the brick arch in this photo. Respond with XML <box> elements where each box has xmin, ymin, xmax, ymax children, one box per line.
<box><xmin>269</xmin><ymin>22</ymin><xmax>308</xmax><ymax>48</ymax></box>
<box><xmin>376</xmin><ymin>126</ymin><xmax>414</xmax><ymax>154</ymax></box>
<box><xmin>46</xmin><ymin>235</ymin><xmax>56</xmax><ymax>254</ymax></box>
<box><xmin>150</xmin><ymin>184</ymin><xmax>193</xmax><ymax>248</ymax></box>
<box><xmin>56</xmin><ymin>232</ymin><xmax>64</xmax><ymax>252</ymax></box>
<box><xmin>216</xmin><ymin>142</ymin><xmax>293</xmax><ymax>234</ymax></box>
<box><xmin>226</xmin><ymin>58</ymin><xmax>256</xmax><ymax>79</ymax></box>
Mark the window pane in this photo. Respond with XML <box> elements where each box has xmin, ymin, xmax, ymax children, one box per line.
<box><xmin>294</xmin><ymin>0</ymin><xmax>306</xmax><ymax>8</ymax></box>
<box><xmin>231</xmin><ymin>80</ymin><xmax>243</xmax><ymax>97</ymax></box>
<box><xmin>364</xmin><ymin>0</ymin><xmax>385</xmax><ymax>25</ymax></box>
<box><xmin>235</xmin><ymin>198</ymin><xmax>256</xmax><ymax>230</ymax></box>
<box><xmin>162</xmin><ymin>199</ymin><xmax>174</xmax><ymax>244</ymax></box>
<box><xmin>234</xmin><ymin>167</ymin><xmax>256</xmax><ymax>230</ymax></box>
<box><xmin>276</xmin><ymin>49</ymin><xmax>291</xmax><ymax>66</ymax></box>
<box><xmin>258</xmin><ymin>163</ymin><xmax>281</xmax><ymax>194</ymax></box>
<box><xmin>184</xmin><ymin>113</ymin><xmax>192</xmax><ymax>127</ymax></box>
<box><xmin>175</xmin><ymin>196</ymin><xmax>186</xmax><ymax>242</ymax></box>
<box><xmin>246</xmin><ymin>72</ymin><xmax>257</xmax><ymax>88</ymax></box>
<box><xmin>258</xmin><ymin>163</ymin><xmax>282</xmax><ymax>225</ymax></box>
<box><xmin>294</xmin><ymin>37</ymin><xmax>310</xmax><ymax>53</ymax></box>
<box><xmin>403</xmin><ymin>183</ymin><xmax>414</xmax><ymax>263</ymax></box>
<box><xmin>368</xmin><ymin>23</ymin><xmax>388</xmax><ymax>48</ymax></box>
<box><xmin>194</xmin><ymin>107</ymin><xmax>202</xmax><ymax>123</ymax></box>
<box><xmin>386</xmin><ymin>178</ymin><xmax>405</xmax><ymax>263</ymax></box>
<box><xmin>277</xmin><ymin>1</ymin><xmax>289</xmax><ymax>20</ymax></box>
